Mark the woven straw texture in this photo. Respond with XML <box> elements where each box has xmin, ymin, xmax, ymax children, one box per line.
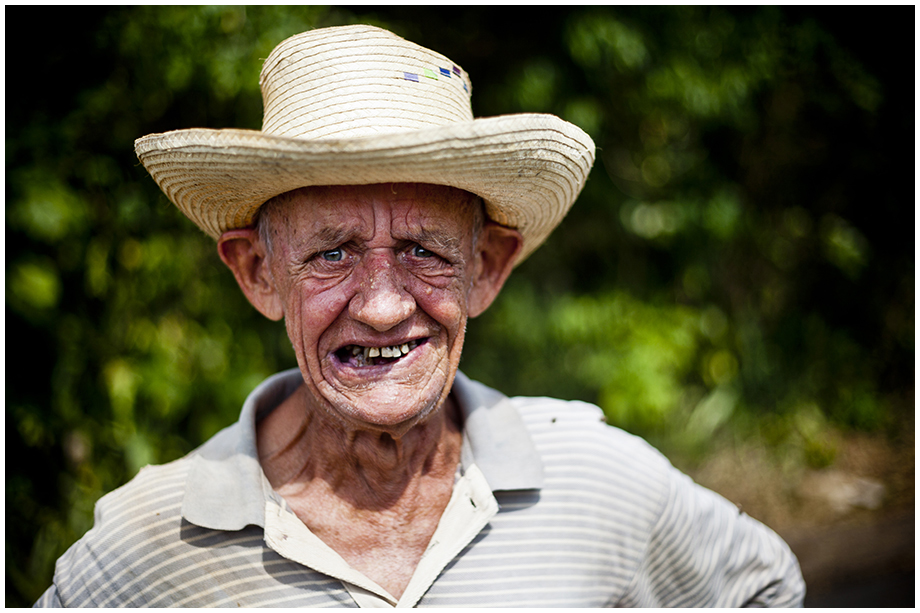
<box><xmin>135</xmin><ymin>24</ymin><xmax>596</xmax><ymax>264</ymax></box>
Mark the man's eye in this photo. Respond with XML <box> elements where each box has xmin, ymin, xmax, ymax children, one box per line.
<box><xmin>320</xmin><ymin>248</ymin><xmax>343</xmax><ymax>262</ymax></box>
<box><xmin>412</xmin><ymin>245</ymin><xmax>435</xmax><ymax>258</ymax></box>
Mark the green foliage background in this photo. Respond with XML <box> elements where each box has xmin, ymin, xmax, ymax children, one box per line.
<box><xmin>6</xmin><ymin>6</ymin><xmax>913</xmax><ymax>605</ymax></box>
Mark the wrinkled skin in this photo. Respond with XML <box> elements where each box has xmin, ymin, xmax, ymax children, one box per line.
<box><xmin>220</xmin><ymin>183</ymin><xmax>520</xmax><ymax>437</ymax></box>
<box><xmin>217</xmin><ymin>183</ymin><xmax>522</xmax><ymax>599</ymax></box>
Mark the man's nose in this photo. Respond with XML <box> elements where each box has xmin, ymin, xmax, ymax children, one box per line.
<box><xmin>348</xmin><ymin>253</ymin><xmax>415</xmax><ymax>331</ymax></box>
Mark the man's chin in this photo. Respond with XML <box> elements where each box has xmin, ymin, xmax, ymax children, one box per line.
<box><xmin>314</xmin><ymin>378</ymin><xmax>448</xmax><ymax>436</ymax></box>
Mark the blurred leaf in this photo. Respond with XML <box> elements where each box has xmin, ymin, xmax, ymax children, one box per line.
<box><xmin>7</xmin><ymin>174</ymin><xmax>91</xmax><ymax>244</ymax></box>
<box><xmin>8</xmin><ymin>259</ymin><xmax>62</xmax><ymax>312</ymax></box>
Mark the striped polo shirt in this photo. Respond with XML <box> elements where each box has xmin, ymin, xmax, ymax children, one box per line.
<box><xmin>35</xmin><ymin>369</ymin><xmax>805</xmax><ymax>607</ymax></box>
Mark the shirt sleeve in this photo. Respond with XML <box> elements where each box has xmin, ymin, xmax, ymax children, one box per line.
<box><xmin>33</xmin><ymin>584</ymin><xmax>64</xmax><ymax>608</ymax></box>
<box><xmin>622</xmin><ymin>464</ymin><xmax>806</xmax><ymax>607</ymax></box>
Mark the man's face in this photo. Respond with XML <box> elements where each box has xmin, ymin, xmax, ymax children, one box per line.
<box><xmin>260</xmin><ymin>183</ymin><xmax>485</xmax><ymax>435</ymax></box>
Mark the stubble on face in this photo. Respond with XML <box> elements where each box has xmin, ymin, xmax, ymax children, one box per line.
<box><xmin>259</xmin><ymin>183</ymin><xmax>484</xmax><ymax>438</ymax></box>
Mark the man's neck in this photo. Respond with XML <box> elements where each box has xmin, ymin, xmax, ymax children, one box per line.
<box><xmin>257</xmin><ymin>385</ymin><xmax>462</xmax><ymax>498</ymax></box>
<box><xmin>255</xmin><ymin>385</ymin><xmax>463</xmax><ymax>600</ymax></box>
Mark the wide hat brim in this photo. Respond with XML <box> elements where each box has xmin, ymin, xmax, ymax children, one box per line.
<box><xmin>135</xmin><ymin>112</ymin><xmax>595</xmax><ymax>265</ymax></box>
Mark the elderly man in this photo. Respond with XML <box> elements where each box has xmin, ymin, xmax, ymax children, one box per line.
<box><xmin>36</xmin><ymin>25</ymin><xmax>804</xmax><ymax>607</ymax></box>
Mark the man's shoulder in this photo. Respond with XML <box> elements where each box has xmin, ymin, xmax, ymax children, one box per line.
<box><xmin>97</xmin><ymin>452</ymin><xmax>196</xmax><ymax>513</ymax></box>
<box><xmin>490</xmin><ymin>393</ymin><xmax>678</xmax><ymax>564</ymax></box>
<box><xmin>510</xmin><ymin>394</ymin><xmax>670</xmax><ymax>465</ymax></box>
<box><xmin>504</xmin><ymin>392</ymin><xmax>676</xmax><ymax>505</ymax></box>
<box><xmin>47</xmin><ymin>454</ymin><xmax>197</xmax><ymax>605</ymax></box>
<box><xmin>72</xmin><ymin>454</ymin><xmax>195</xmax><ymax>555</ymax></box>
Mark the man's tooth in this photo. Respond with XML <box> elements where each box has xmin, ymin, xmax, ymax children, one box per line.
<box><xmin>352</xmin><ymin>344</ymin><xmax>412</xmax><ymax>361</ymax></box>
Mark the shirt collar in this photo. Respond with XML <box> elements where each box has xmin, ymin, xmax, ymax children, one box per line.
<box><xmin>181</xmin><ymin>368</ymin><xmax>544</xmax><ymax>531</ymax></box>
<box><xmin>452</xmin><ymin>370</ymin><xmax>545</xmax><ymax>490</ymax></box>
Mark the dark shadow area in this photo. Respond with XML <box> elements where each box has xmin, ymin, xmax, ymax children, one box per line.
<box><xmin>782</xmin><ymin>510</ymin><xmax>915</xmax><ymax>608</ymax></box>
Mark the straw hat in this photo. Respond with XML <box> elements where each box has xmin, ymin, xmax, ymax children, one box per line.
<box><xmin>135</xmin><ymin>24</ymin><xmax>596</xmax><ymax>264</ymax></box>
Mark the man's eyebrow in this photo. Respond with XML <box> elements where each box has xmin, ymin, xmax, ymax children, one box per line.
<box><xmin>404</xmin><ymin>228</ymin><xmax>463</xmax><ymax>253</ymax></box>
<box><xmin>311</xmin><ymin>225</ymin><xmax>354</xmax><ymax>249</ymax></box>
<box><xmin>303</xmin><ymin>224</ymin><xmax>463</xmax><ymax>254</ymax></box>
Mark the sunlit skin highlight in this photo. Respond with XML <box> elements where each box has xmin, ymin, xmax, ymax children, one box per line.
<box><xmin>217</xmin><ymin>183</ymin><xmax>522</xmax><ymax>599</ymax></box>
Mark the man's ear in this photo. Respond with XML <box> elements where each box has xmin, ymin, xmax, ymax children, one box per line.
<box><xmin>217</xmin><ymin>229</ymin><xmax>284</xmax><ymax>321</ymax></box>
<box><xmin>468</xmin><ymin>223</ymin><xmax>523</xmax><ymax>318</ymax></box>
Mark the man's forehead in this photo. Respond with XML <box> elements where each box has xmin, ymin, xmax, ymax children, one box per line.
<box><xmin>276</xmin><ymin>183</ymin><xmax>481</xmax><ymax>233</ymax></box>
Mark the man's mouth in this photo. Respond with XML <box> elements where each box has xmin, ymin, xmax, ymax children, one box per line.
<box><xmin>334</xmin><ymin>339</ymin><xmax>424</xmax><ymax>367</ymax></box>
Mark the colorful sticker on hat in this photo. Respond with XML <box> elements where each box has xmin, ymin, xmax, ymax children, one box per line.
<box><xmin>402</xmin><ymin>67</ymin><xmax>468</xmax><ymax>94</ymax></box>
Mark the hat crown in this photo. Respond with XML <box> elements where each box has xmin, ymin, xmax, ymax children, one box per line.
<box><xmin>259</xmin><ymin>25</ymin><xmax>475</xmax><ymax>140</ymax></box>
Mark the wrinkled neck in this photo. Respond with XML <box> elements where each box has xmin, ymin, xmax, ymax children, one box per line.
<box><xmin>257</xmin><ymin>385</ymin><xmax>463</xmax><ymax>509</ymax></box>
